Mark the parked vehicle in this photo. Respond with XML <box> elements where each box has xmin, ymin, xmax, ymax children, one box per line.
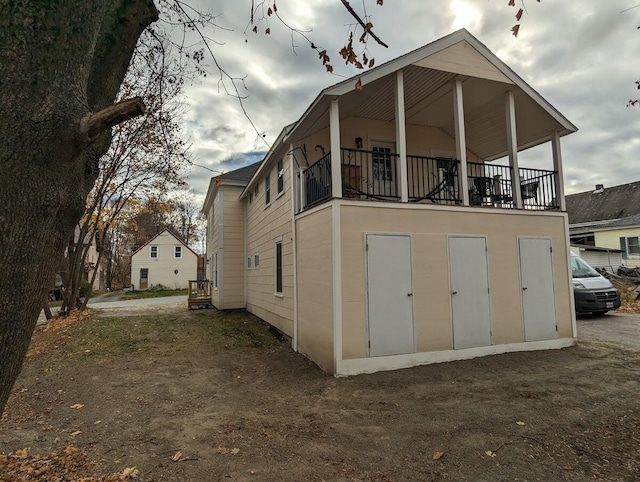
<box><xmin>571</xmin><ymin>253</ymin><xmax>620</xmax><ymax>315</ymax></box>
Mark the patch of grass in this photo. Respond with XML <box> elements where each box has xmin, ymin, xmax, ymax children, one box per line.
<box><xmin>51</xmin><ymin>310</ymin><xmax>283</xmax><ymax>361</ymax></box>
<box><xmin>122</xmin><ymin>288</ymin><xmax>188</xmax><ymax>300</ymax></box>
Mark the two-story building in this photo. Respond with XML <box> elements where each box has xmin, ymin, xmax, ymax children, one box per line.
<box><xmin>203</xmin><ymin>29</ymin><xmax>578</xmax><ymax>376</ymax></box>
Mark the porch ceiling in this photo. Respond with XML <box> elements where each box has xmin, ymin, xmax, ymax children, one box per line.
<box><xmin>288</xmin><ymin>64</ymin><xmax>572</xmax><ymax>161</ymax></box>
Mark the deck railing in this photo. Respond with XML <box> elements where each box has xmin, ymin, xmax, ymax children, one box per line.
<box><xmin>299</xmin><ymin>149</ymin><xmax>559</xmax><ymax>212</ymax></box>
<box><xmin>407</xmin><ymin>155</ymin><xmax>461</xmax><ymax>204</ymax></box>
<box><xmin>340</xmin><ymin>148</ymin><xmax>401</xmax><ymax>201</ymax></box>
<box><xmin>302</xmin><ymin>152</ymin><xmax>332</xmax><ymax>208</ymax></box>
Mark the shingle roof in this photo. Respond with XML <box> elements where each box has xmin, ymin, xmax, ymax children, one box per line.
<box><xmin>566</xmin><ymin>181</ymin><xmax>640</xmax><ymax>224</ymax></box>
<box><xmin>221</xmin><ymin>161</ymin><xmax>261</xmax><ymax>183</ymax></box>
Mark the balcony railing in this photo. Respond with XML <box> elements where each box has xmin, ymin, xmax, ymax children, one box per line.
<box><xmin>299</xmin><ymin>149</ymin><xmax>559</xmax><ymax>212</ymax></box>
<box><xmin>302</xmin><ymin>151</ymin><xmax>332</xmax><ymax>208</ymax></box>
<box><xmin>340</xmin><ymin>148</ymin><xmax>401</xmax><ymax>201</ymax></box>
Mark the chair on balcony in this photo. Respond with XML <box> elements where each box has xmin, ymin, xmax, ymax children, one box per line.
<box><xmin>411</xmin><ymin>159</ymin><xmax>459</xmax><ymax>203</ymax></box>
<box><xmin>521</xmin><ymin>180</ymin><xmax>539</xmax><ymax>202</ymax></box>
<box><xmin>470</xmin><ymin>176</ymin><xmax>494</xmax><ymax>205</ymax></box>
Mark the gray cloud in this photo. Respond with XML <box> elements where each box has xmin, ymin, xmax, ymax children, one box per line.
<box><xmin>176</xmin><ymin>0</ymin><xmax>640</xmax><ymax>204</ymax></box>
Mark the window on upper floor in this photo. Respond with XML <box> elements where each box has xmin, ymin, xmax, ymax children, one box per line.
<box><xmin>620</xmin><ymin>236</ymin><xmax>640</xmax><ymax>258</ymax></box>
<box><xmin>149</xmin><ymin>245</ymin><xmax>158</xmax><ymax>258</ymax></box>
<box><xmin>277</xmin><ymin>159</ymin><xmax>284</xmax><ymax>195</ymax></box>
<box><xmin>254</xmin><ymin>253</ymin><xmax>259</xmax><ymax>268</ymax></box>
<box><xmin>174</xmin><ymin>246</ymin><xmax>182</xmax><ymax>258</ymax></box>
<box><xmin>265</xmin><ymin>173</ymin><xmax>271</xmax><ymax>205</ymax></box>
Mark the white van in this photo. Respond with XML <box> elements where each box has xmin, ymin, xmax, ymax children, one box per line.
<box><xmin>571</xmin><ymin>253</ymin><xmax>620</xmax><ymax>315</ymax></box>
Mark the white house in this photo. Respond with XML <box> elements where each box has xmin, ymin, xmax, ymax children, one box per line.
<box><xmin>130</xmin><ymin>228</ymin><xmax>198</xmax><ymax>290</ymax></box>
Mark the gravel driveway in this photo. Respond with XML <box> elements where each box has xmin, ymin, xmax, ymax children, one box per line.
<box><xmin>577</xmin><ymin>311</ymin><xmax>640</xmax><ymax>348</ymax></box>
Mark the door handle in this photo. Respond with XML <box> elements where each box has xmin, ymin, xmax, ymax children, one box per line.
<box><xmin>452</xmin><ymin>291</ymin><xmax>458</xmax><ymax>295</ymax></box>
<box><xmin>522</xmin><ymin>287</ymin><xmax>528</xmax><ymax>291</ymax></box>
<box><xmin>407</xmin><ymin>293</ymin><xmax>413</xmax><ymax>297</ymax></box>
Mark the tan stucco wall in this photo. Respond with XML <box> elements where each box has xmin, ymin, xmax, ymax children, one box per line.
<box><xmin>339</xmin><ymin>203</ymin><xmax>572</xmax><ymax>360</ymax></box>
<box><xmin>296</xmin><ymin>205</ymin><xmax>335</xmax><ymax>372</ymax></box>
<box><xmin>130</xmin><ymin>231</ymin><xmax>197</xmax><ymax>290</ymax></box>
<box><xmin>245</xmin><ymin>156</ymin><xmax>295</xmax><ymax>336</ymax></box>
<box><xmin>221</xmin><ymin>187</ymin><xmax>246</xmax><ymax>309</ymax></box>
<box><xmin>595</xmin><ymin>227</ymin><xmax>640</xmax><ymax>268</ymax></box>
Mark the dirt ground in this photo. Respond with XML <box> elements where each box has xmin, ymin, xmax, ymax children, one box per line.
<box><xmin>2</xmin><ymin>305</ymin><xmax>640</xmax><ymax>481</ymax></box>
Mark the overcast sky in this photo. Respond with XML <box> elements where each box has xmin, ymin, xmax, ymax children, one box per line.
<box><xmin>174</xmin><ymin>1</ymin><xmax>640</xmax><ymax>204</ymax></box>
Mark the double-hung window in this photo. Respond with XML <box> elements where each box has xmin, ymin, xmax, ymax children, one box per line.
<box><xmin>174</xmin><ymin>246</ymin><xmax>182</xmax><ymax>258</ymax></box>
<box><xmin>265</xmin><ymin>174</ymin><xmax>271</xmax><ymax>205</ymax></box>
<box><xmin>620</xmin><ymin>236</ymin><xmax>640</xmax><ymax>258</ymax></box>
<box><xmin>149</xmin><ymin>245</ymin><xmax>158</xmax><ymax>258</ymax></box>
<box><xmin>277</xmin><ymin>159</ymin><xmax>284</xmax><ymax>195</ymax></box>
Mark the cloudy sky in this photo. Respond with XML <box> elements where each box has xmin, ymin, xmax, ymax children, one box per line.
<box><xmin>173</xmin><ymin>1</ymin><xmax>640</xmax><ymax>203</ymax></box>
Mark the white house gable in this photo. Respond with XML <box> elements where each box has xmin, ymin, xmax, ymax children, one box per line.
<box><xmin>414</xmin><ymin>40</ymin><xmax>513</xmax><ymax>84</ymax></box>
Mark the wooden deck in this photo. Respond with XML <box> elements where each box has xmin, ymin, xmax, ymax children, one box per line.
<box><xmin>188</xmin><ymin>280</ymin><xmax>212</xmax><ymax>309</ymax></box>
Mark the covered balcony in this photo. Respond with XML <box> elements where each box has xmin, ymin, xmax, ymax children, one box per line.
<box><xmin>300</xmin><ymin>148</ymin><xmax>560</xmax><ymax>211</ymax></box>
<box><xmin>285</xmin><ymin>33</ymin><xmax>576</xmax><ymax>216</ymax></box>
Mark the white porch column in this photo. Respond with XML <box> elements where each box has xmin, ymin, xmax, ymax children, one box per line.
<box><xmin>330</xmin><ymin>99</ymin><xmax>342</xmax><ymax>199</ymax></box>
<box><xmin>453</xmin><ymin>79</ymin><xmax>469</xmax><ymax>205</ymax></box>
<box><xmin>395</xmin><ymin>70</ymin><xmax>409</xmax><ymax>202</ymax></box>
<box><xmin>551</xmin><ymin>131</ymin><xmax>566</xmax><ymax>211</ymax></box>
<box><xmin>506</xmin><ymin>90</ymin><xmax>522</xmax><ymax>209</ymax></box>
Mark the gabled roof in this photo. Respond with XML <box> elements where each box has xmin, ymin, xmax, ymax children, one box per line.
<box><xmin>566</xmin><ymin>181</ymin><xmax>640</xmax><ymax>225</ymax></box>
<box><xmin>284</xmin><ymin>28</ymin><xmax>577</xmax><ymax>160</ymax></box>
<box><xmin>203</xmin><ymin>161</ymin><xmax>262</xmax><ymax>211</ymax></box>
<box><xmin>131</xmin><ymin>228</ymin><xmax>197</xmax><ymax>258</ymax></box>
<box><xmin>220</xmin><ymin>161</ymin><xmax>261</xmax><ymax>183</ymax></box>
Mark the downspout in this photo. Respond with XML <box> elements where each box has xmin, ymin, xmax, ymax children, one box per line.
<box><xmin>289</xmin><ymin>145</ymin><xmax>299</xmax><ymax>351</ymax></box>
<box><xmin>243</xmin><ymin>191</ymin><xmax>248</xmax><ymax>308</ymax></box>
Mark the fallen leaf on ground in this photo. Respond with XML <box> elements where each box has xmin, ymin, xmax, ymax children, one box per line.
<box><xmin>432</xmin><ymin>451</ymin><xmax>444</xmax><ymax>460</ymax></box>
<box><xmin>122</xmin><ymin>466</ymin><xmax>139</xmax><ymax>478</ymax></box>
<box><xmin>485</xmin><ymin>450</ymin><xmax>496</xmax><ymax>458</ymax></box>
<box><xmin>516</xmin><ymin>421</ymin><xmax>525</xmax><ymax>426</ymax></box>
<box><xmin>64</xmin><ymin>445</ymin><xmax>78</xmax><ymax>455</ymax></box>
<box><xmin>231</xmin><ymin>448</ymin><xmax>240</xmax><ymax>455</ymax></box>
<box><xmin>563</xmin><ymin>465</ymin><xmax>573</xmax><ymax>471</ymax></box>
<box><xmin>71</xmin><ymin>430</ymin><xmax>81</xmax><ymax>436</ymax></box>
<box><xmin>70</xmin><ymin>403</ymin><xmax>84</xmax><ymax>409</ymax></box>
<box><xmin>172</xmin><ymin>451</ymin><xmax>182</xmax><ymax>461</ymax></box>
<box><xmin>13</xmin><ymin>448</ymin><xmax>29</xmax><ymax>458</ymax></box>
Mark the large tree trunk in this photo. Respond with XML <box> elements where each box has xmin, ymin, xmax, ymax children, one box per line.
<box><xmin>0</xmin><ymin>0</ymin><xmax>158</xmax><ymax>414</ymax></box>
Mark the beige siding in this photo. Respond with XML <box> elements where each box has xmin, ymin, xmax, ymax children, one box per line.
<box><xmin>245</xmin><ymin>157</ymin><xmax>294</xmax><ymax>335</ymax></box>
<box><xmin>222</xmin><ymin>187</ymin><xmax>246</xmax><ymax>308</ymax></box>
<box><xmin>208</xmin><ymin>190</ymin><xmax>221</xmax><ymax>307</ymax></box>
<box><xmin>130</xmin><ymin>231</ymin><xmax>198</xmax><ymax>290</ymax></box>
<box><xmin>340</xmin><ymin>204</ymin><xmax>572</xmax><ymax>360</ymax></box>
<box><xmin>414</xmin><ymin>41</ymin><xmax>513</xmax><ymax>84</ymax></box>
<box><xmin>595</xmin><ymin>227</ymin><xmax>640</xmax><ymax>268</ymax></box>
<box><xmin>296</xmin><ymin>205</ymin><xmax>334</xmax><ymax>372</ymax></box>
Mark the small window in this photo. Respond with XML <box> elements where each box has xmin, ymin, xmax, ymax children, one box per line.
<box><xmin>249</xmin><ymin>192</ymin><xmax>253</xmax><ymax>203</ymax></box>
<box><xmin>213</xmin><ymin>253</ymin><xmax>218</xmax><ymax>289</ymax></box>
<box><xmin>174</xmin><ymin>246</ymin><xmax>182</xmax><ymax>258</ymax></box>
<box><xmin>265</xmin><ymin>174</ymin><xmax>271</xmax><ymax>205</ymax></box>
<box><xmin>277</xmin><ymin>159</ymin><xmax>284</xmax><ymax>195</ymax></box>
<box><xmin>628</xmin><ymin>237</ymin><xmax>640</xmax><ymax>256</ymax></box>
<box><xmin>620</xmin><ymin>237</ymin><xmax>628</xmax><ymax>259</ymax></box>
<box><xmin>254</xmin><ymin>184</ymin><xmax>259</xmax><ymax>196</ymax></box>
<box><xmin>149</xmin><ymin>245</ymin><xmax>158</xmax><ymax>258</ymax></box>
<box><xmin>275</xmin><ymin>239</ymin><xmax>283</xmax><ymax>294</ymax></box>
<box><xmin>254</xmin><ymin>253</ymin><xmax>259</xmax><ymax>268</ymax></box>
<box><xmin>247</xmin><ymin>256</ymin><xmax>252</xmax><ymax>269</ymax></box>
